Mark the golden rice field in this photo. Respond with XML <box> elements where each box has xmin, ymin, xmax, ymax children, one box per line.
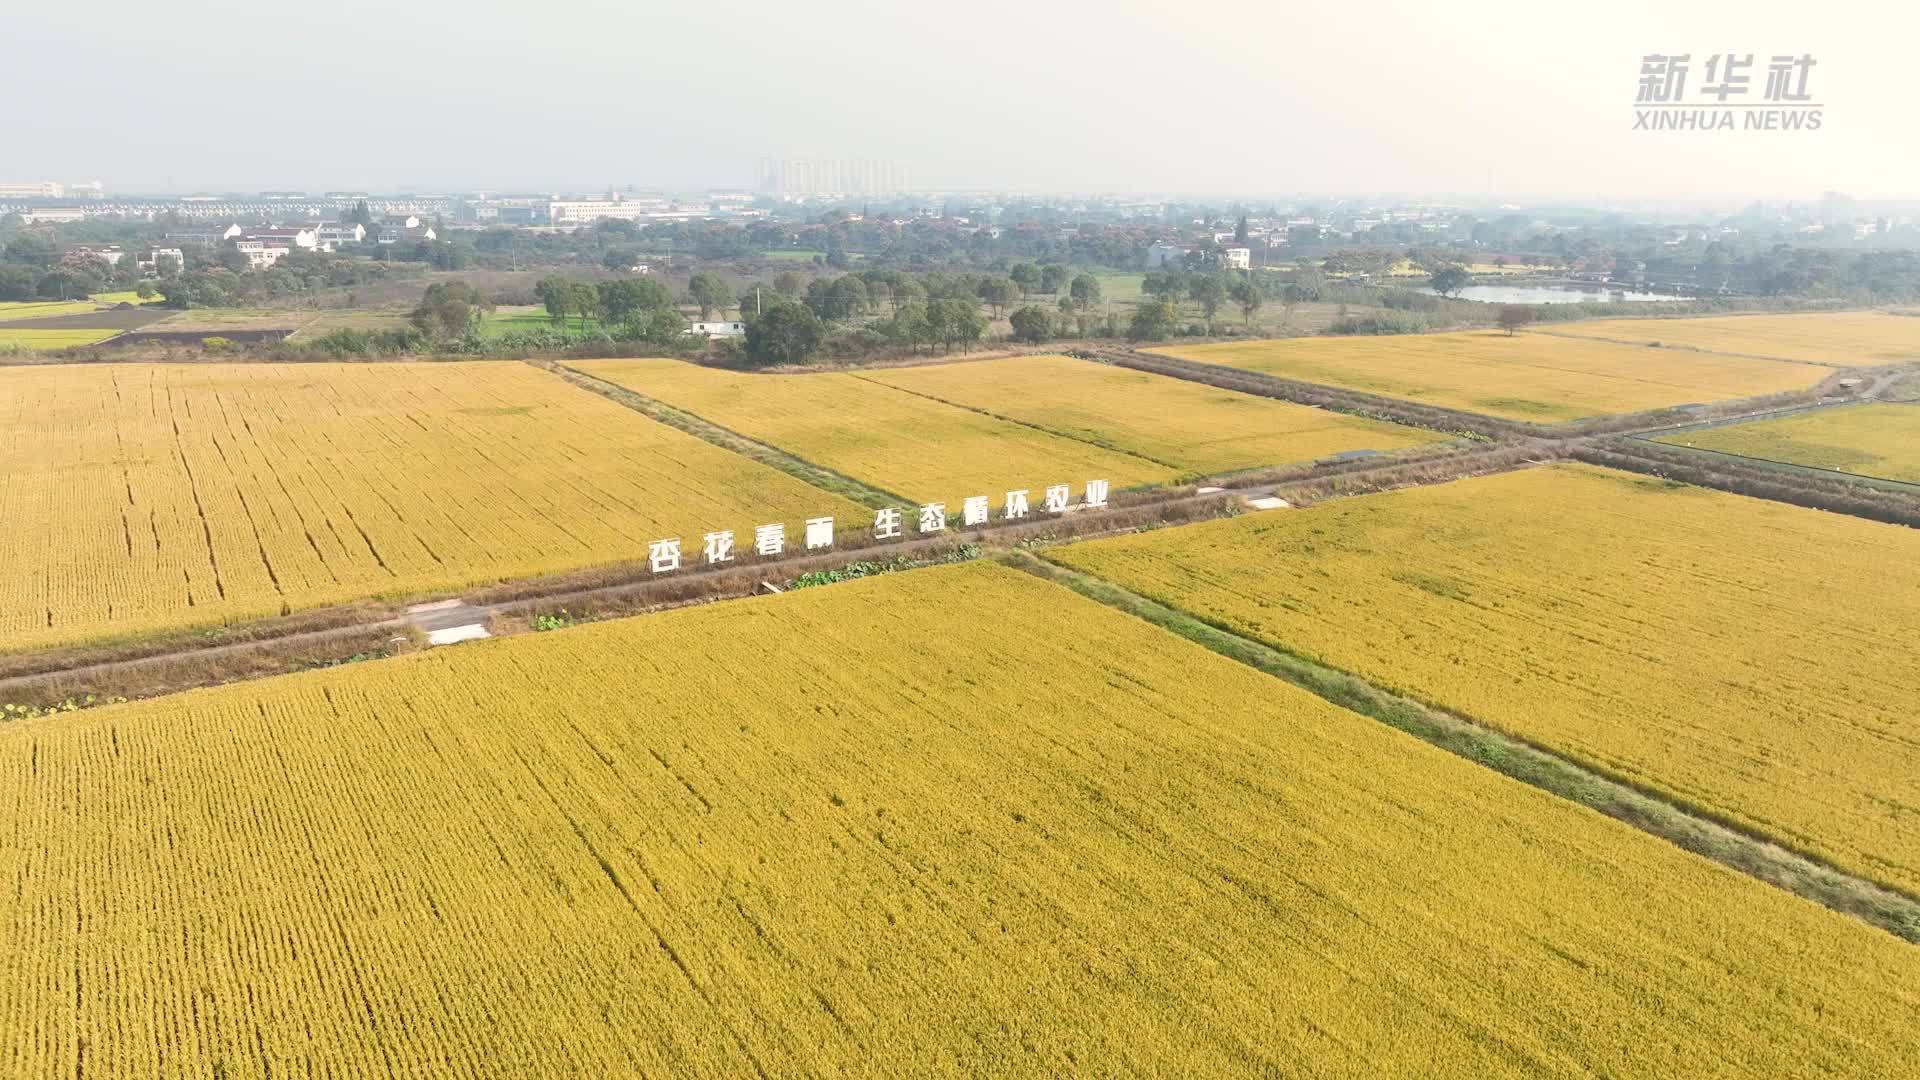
<box><xmin>0</xmin><ymin>362</ymin><xmax>864</xmax><ymax>652</ymax></box>
<box><xmin>1053</xmin><ymin>463</ymin><xmax>1920</xmax><ymax>895</ymax></box>
<box><xmin>1150</xmin><ymin>331</ymin><xmax>1834</xmax><ymax>421</ymax></box>
<box><xmin>0</xmin><ymin>327</ymin><xmax>123</xmax><ymax>349</ymax></box>
<box><xmin>1550</xmin><ymin>311</ymin><xmax>1920</xmax><ymax>365</ymax></box>
<box><xmin>1656</xmin><ymin>402</ymin><xmax>1920</xmax><ymax>484</ymax></box>
<box><xmin>859</xmin><ymin>354</ymin><xmax>1443</xmax><ymax>477</ymax></box>
<box><xmin>4</xmin><ymin>561</ymin><xmax>1916</xmax><ymax>1077</ymax></box>
<box><xmin>574</xmin><ymin>358</ymin><xmax>1173</xmax><ymax>503</ymax></box>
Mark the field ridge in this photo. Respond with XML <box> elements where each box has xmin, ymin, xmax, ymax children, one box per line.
<box><xmin>547</xmin><ymin>360</ymin><xmax>915</xmax><ymax>510</ymax></box>
<box><xmin>1004</xmin><ymin>550</ymin><xmax>1920</xmax><ymax>942</ymax></box>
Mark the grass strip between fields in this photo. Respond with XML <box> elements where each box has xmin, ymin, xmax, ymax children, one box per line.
<box><xmin>542</xmin><ymin>360</ymin><xmax>914</xmax><ymax>511</ymax></box>
<box><xmin>1000</xmin><ymin>549</ymin><xmax>1920</xmax><ymax>945</ymax></box>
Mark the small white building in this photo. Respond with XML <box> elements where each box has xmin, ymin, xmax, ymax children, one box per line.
<box><xmin>138</xmin><ymin>248</ymin><xmax>185</xmax><ymax>275</ymax></box>
<box><xmin>375</xmin><ymin>223</ymin><xmax>436</xmax><ymax>244</ymax></box>
<box><xmin>20</xmin><ymin>207</ymin><xmax>86</xmax><ymax>224</ymax></box>
<box><xmin>1144</xmin><ymin>243</ymin><xmax>1188</xmax><ymax>269</ymax></box>
<box><xmin>65</xmin><ymin>244</ymin><xmax>125</xmax><ymax>267</ymax></box>
<box><xmin>315</xmin><ymin>222</ymin><xmax>366</xmax><ymax>249</ymax></box>
<box><xmin>247</xmin><ymin>227</ymin><xmax>319</xmax><ymax>251</ymax></box>
<box><xmin>686</xmin><ymin>321</ymin><xmax>745</xmax><ymax>338</ymax></box>
<box><xmin>0</xmin><ymin>181</ymin><xmax>64</xmax><ymax>199</ymax></box>
<box><xmin>1223</xmin><ymin>247</ymin><xmax>1251</xmax><ymax>269</ymax></box>
<box><xmin>234</xmin><ymin>239</ymin><xmax>290</xmax><ymax>269</ymax></box>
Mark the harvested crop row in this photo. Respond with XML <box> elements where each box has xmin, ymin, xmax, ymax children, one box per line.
<box><xmin>1052</xmin><ymin>463</ymin><xmax>1920</xmax><ymax>895</ymax></box>
<box><xmin>1</xmin><ymin>562</ymin><xmax>1915</xmax><ymax>1076</ymax></box>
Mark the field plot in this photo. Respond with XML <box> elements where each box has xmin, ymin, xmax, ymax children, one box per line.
<box><xmin>138</xmin><ymin>308</ymin><xmax>413</xmax><ymax>336</ymax></box>
<box><xmin>0</xmin><ymin>362</ymin><xmax>863</xmax><ymax>652</ymax></box>
<box><xmin>1053</xmin><ymin>464</ymin><xmax>1920</xmax><ymax>893</ymax></box>
<box><xmin>574</xmin><ymin>358</ymin><xmax>1174</xmax><ymax>502</ymax></box>
<box><xmin>85</xmin><ymin>290</ymin><xmax>160</xmax><ymax>306</ymax></box>
<box><xmin>1151</xmin><ymin>331</ymin><xmax>1834</xmax><ymax>421</ymax></box>
<box><xmin>0</xmin><ymin>301</ymin><xmax>103</xmax><ymax>321</ymax></box>
<box><xmin>0</xmin><ymin>327</ymin><xmax>123</xmax><ymax>349</ymax></box>
<box><xmin>1656</xmin><ymin>402</ymin><xmax>1920</xmax><ymax>484</ymax></box>
<box><xmin>861</xmin><ymin>354</ymin><xmax>1443</xmax><ymax>476</ymax></box>
<box><xmin>3</xmin><ymin>561</ymin><xmax>1917</xmax><ymax>1077</ymax></box>
<box><xmin>478</xmin><ymin>306</ymin><xmax>613</xmax><ymax>338</ymax></box>
<box><xmin>1550</xmin><ymin>311</ymin><xmax>1920</xmax><ymax>365</ymax></box>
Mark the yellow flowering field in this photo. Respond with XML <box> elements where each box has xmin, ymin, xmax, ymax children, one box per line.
<box><xmin>1655</xmin><ymin>402</ymin><xmax>1920</xmax><ymax>484</ymax></box>
<box><xmin>3</xmin><ymin>561</ymin><xmax>1915</xmax><ymax>1077</ymax></box>
<box><xmin>1550</xmin><ymin>311</ymin><xmax>1920</xmax><ymax>365</ymax></box>
<box><xmin>1053</xmin><ymin>463</ymin><xmax>1920</xmax><ymax>894</ymax></box>
<box><xmin>1150</xmin><ymin>331</ymin><xmax>1833</xmax><ymax>421</ymax></box>
<box><xmin>574</xmin><ymin>358</ymin><xmax>1174</xmax><ymax>502</ymax></box>
<box><xmin>0</xmin><ymin>362</ymin><xmax>864</xmax><ymax>652</ymax></box>
<box><xmin>860</xmin><ymin>353</ymin><xmax>1443</xmax><ymax>477</ymax></box>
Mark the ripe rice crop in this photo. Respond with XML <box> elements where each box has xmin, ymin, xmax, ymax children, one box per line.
<box><xmin>574</xmin><ymin>358</ymin><xmax>1174</xmax><ymax>502</ymax></box>
<box><xmin>1656</xmin><ymin>402</ymin><xmax>1920</xmax><ymax>484</ymax></box>
<box><xmin>1150</xmin><ymin>331</ymin><xmax>1833</xmax><ymax>421</ymax></box>
<box><xmin>1550</xmin><ymin>311</ymin><xmax>1920</xmax><ymax>365</ymax></box>
<box><xmin>861</xmin><ymin>353</ymin><xmax>1443</xmax><ymax>476</ymax></box>
<box><xmin>1052</xmin><ymin>463</ymin><xmax>1920</xmax><ymax>894</ymax></box>
<box><xmin>2</xmin><ymin>561</ymin><xmax>1916</xmax><ymax>1076</ymax></box>
<box><xmin>0</xmin><ymin>362</ymin><xmax>865</xmax><ymax>652</ymax></box>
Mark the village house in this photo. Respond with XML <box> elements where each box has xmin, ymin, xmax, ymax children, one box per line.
<box><xmin>233</xmin><ymin>239</ymin><xmax>291</xmax><ymax>269</ymax></box>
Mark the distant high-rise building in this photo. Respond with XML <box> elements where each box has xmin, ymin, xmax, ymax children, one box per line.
<box><xmin>0</xmin><ymin>181</ymin><xmax>65</xmax><ymax>199</ymax></box>
<box><xmin>757</xmin><ymin>157</ymin><xmax>912</xmax><ymax>196</ymax></box>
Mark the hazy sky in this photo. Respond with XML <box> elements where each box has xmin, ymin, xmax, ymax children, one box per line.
<box><xmin>5</xmin><ymin>0</ymin><xmax>1915</xmax><ymax>202</ymax></box>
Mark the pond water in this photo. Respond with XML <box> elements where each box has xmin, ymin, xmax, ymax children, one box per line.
<box><xmin>1411</xmin><ymin>284</ymin><xmax>1684</xmax><ymax>304</ymax></box>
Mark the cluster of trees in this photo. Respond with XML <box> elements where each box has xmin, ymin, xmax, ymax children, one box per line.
<box><xmin>531</xmin><ymin>275</ymin><xmax>687</xmax><ymax>344</ymax></box>
<box><xmin>1138</xmin><ymin>269</ymin><xmax>1274</xmax><ymax>328</ymax></box>
<box><xmin>784</xmin><ymin>264</ymin><xmax>1093</xmax><ymax>320</ymax></box>
<box><xmin>462</xmin><ymin>212</ymin><xmax>1202</xmax><ymax>276</ymax></box>
<box><xmin>152</xmin><ymin>256</ymin><xmax>411</xmax><ymax>309</ymax></box>
<box><xmin>1</xmin><ymin>225</ymin><xmax>138</xmax><ymax>300</ymax></box>
<box><xmin>729</xmin><ymin>265</ymin><xmax>1112</xmax><ymax>363</ymax></box>
<box><xmin>408</xmin><ymin>281</ymin><xmax>494</xmax><ymax>337</ymax></box>
<box><xmin>740</xmin><ymin>293</ymin><xmax>988</xmax><ymax>366</ymax></box>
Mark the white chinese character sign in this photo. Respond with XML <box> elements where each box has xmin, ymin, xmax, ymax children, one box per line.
<box><xmin>608</xmin><ymin>477</ymin><xmax>1118</xmax><ymax>578</ymax></box>
<box><xmin>648</xmin><ymin>538</ymin><xmax>681</xmax><ymax>573</ymax></box>
<box><xmin>805</xmin><ymin>517</ymin><xmax>835</xmax><ymax>550</ymax></box>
